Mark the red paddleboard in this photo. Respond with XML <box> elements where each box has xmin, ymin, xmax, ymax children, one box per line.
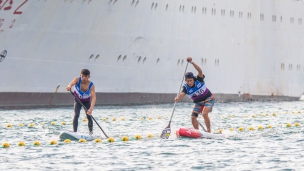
<box><xmin>176</xmin><ymin>127</ymin><xmax>202</xmax><ymax>138</ymax></box>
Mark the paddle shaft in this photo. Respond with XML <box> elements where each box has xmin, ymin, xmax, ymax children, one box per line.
<box><xmin>69</xmin><ymin>90</ymin><xmax>109</xmax><ymax>138</ymax></box>
<box><xmin>167</xmin><ymin>62</ymin><xmax>189</xmax><ymax>126</ymax></box>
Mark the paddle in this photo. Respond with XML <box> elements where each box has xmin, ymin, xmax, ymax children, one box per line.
<box><xmin>198</xmin><ymin>120</ymin><xmax>207</xmax><ymax>132</ymax></box>
<box><xmin>69</xmin><ymin>90</ymin><xmax>109</xmax><ymax>138</ymax></box>
<box><xmin>160</xmin><ymin>62</ymin><xmax>189</xmax><ymax>139</ymax></box>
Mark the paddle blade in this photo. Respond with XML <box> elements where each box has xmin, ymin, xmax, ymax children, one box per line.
<box><xmin>160</xmin><ymin>127</ymin><xmax>171</xmax><ymax>139</ymax></box>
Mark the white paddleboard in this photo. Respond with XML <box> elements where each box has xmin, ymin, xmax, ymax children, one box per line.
<box><xmin>59</xmin><ymin>130</ymin><xmax>96</xmax><ymax>141</ymax></box>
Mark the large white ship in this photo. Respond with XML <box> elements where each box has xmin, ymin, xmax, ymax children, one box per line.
<box><xmin>1</xmin><ymin>0</ymin><xmax>304</xmax><ymax>108</ymax></box>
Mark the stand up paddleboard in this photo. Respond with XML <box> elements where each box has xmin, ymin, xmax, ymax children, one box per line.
<box><xmin>59</xmin><ymin>130</ymin><xmax>96</xmax><ymax>141</ymax></box>
<box><xmin>176</xmin><ymin>127</ymin><xmax>225</xmax><ymax>139</ymax></box>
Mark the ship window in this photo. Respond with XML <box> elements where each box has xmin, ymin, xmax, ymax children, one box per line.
<box><xmin>194</xmin><ymin>6</ymin><xmax>196</xmax><ymax>13</ymax></box>
<box><xmin>239</xmin><ymin>12</ymin><xmax>243</xmax><ymax>18</ymax></box>
<box><xmin>272</xmin><ymin>15</ymin><xmax>276</xmax><ymax>22</ymax></box>
<box><xmin>155</xmin><ymin>3</ymin><xmax>157</xmax><ymax>9</ymax></box>
<box><xmin>202</xmin><ymin>7</ymin><xmax>207</xmax><ymax>15</ymax></box>
<box><xmin>230</xmin><ymin>10</ymin><xmax>234</xmax><ymax>17</ymax></box>
<box><xmin>181</xmin><ymin>59</ymin><xmax>184</xmax><ymax>65</ymax></box>
<box><xmin>299</xmin><ymin>18</ymin><xmax>302</xmax><ymax>25</ymax></box>
<box><xmin>143</xmin><ymin>57</ymin><xmax>147</xmax><ymax>63</ymax></box>
<box><xmin>95</xmin><ymin>54</ymin><xmax>100</xmax><ymax>61</ymax></box>
<box><xmin>290</xmin><ymin>17</ymin><xmax>294</xmax><ymax>24</ymax></box>
<box><xmin>201</xmin><ymin>58</ymin><xmax>204</xmax><ymax>65</ymax></box>
<box><xmin>166</xmin><ymin>4</ymin><xmax>168</xmax><ymax>11</ymax></box>
<box><xmin>117</xmin><ymin>55</ymin><xmax>121</xmax><ymax>61</ymax></box>
<box><xmin>151</xmin><ymin>2</ymin><xmax>154</xmax><ymax>9</ymax></box>
<box><xmin>138</xmin><ymin>56</ymin><xmax>142</xmax><ymax>63</ymax></box>
<box><xmin>260</xmin><ymin>14</ymin><xmax>264</xmax><ymax>21</ymax></box>
<box><xmin>280</xmin><ymin>16</ymin><xmax>283</xmax><ymax>22</ymax></box>
<box><xmin>89</xmin><ymin>54</ymin><xmax>94</xmax><ymax>61</ymax></box>
<box><xmin>182</xmin><ymin>5</ymin><xmax>185</xmax><ymax>12</ymax></box>
<box><xmin>123</xmin><ymin>55</ymin><xmax>127</xmax><ymax>61</ymax></box>
<box><xmin>156</xmin><ymin>58</ymin><xmax>160</xmax><ymax>64</ymax></box>
<box><xmin>191</xmin><ymin>6</ymin><xmax>194</xmax><ymax>13</ymax></box>
<box><xmin>247</xmin><ymin>13</ymin><xmax>251</xmax><ymax>19</ymax></box>
<box><xmin>281</xmin><ymin>63</ymin><xmax>285</xmax><ymax>70</ymax></box>
<box><xmin>221</xmin><ymin>9</ymin><xmax>225</xmax><ymax>16</ymax></box>
<box><xmin>177</xmin><ymin>59</ymin><xmax>180</xmax><ymax>65</ymax></box>
<box><xmin>212</xmin><ymin>8</ymin><xmax>216</xmax><ymax>16</ymax></box>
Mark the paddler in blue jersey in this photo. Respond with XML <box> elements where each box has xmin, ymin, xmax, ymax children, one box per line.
<box><xmin>66</xmin><ymin>69</ymin><xmax>96</xmax><ymax>135</ymax></box>
<box><xmin>174</xmin><ymin>57</ymin><xmax>215</xmax><ymax>133</ymax></box>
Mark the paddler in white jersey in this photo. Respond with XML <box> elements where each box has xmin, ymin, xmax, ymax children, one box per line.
<box><xmin>174</xmin><ymin>57</ymin><xmax>215</xmax><ymax>133</ymax></box>
<box><xmin>66</xmin><ymin>69</ymin><xmax>96</xmax><ymax>135</ymax></box>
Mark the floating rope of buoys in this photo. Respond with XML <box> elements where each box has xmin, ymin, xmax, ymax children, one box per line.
<box><xmin>268</xmin><ymin>125</ymin><xmax>273</xmax><ymax>129</ymax></box>
<box><xmin>121</xmin><ymin>136</ymin><xmax>129</xmax><ymax>141</ymax></box>
<box><xmin>41</xmin><ymin>122</ymin><xmax>45</xmax><ymax>125</ymax></box>
<box><xmin>157</xmin><ymin>116</ymin><xmax>162</xmax><ymax>119</ymax></box>
<box><xmin>79</xmin><ymin>139</ymin><xmax>86</xmax><ymax>143</ymax></box>
<box><xmin>94</xmin><ymin>138</ymin><xmax>102</xmax><ymax>143</ymax></box>
<box><xmin>107</xmin><ymin>137</ymin><xmax>115</xmax><ymax>143</ymax></box>
<box><xmin>148</xmin><ymin>117</ymin><xmax>153</xmax><ymax>120</ymax></box>
<box><xmin>272</xmin><ymin>113</ymin><xmax>276</xmax><ymax>116</ymax></box>
<box><xmin>121</xmin><ymin>118</ymin><xmax>125</xmax><ymax>121</ymax></box>
<box><xmin>112</xmin><ymin>118</ymin><xmax>116</xmax><ymax>121</ymax></box>
<box><xmin>49</xmin><ymin>140</ymin><xmax>57</xmax><ymax>145</ymax></box>
<box><xmin>29</xmin><ymin>123</ymin><xmax>34</xmax><ymax>127</ymax></box>
<box><xmin>249</xmin><ymin>126</ymin><xmax>255</xmax><ymax>131</ymax></box>
<box><xmin>82</xmin><ymin>118</ymin><xmax>87</xmax><ymax>122</ymax></box>
<box><xmin>286</xmin><ymin>123</ymin><xmax>292</xmax><ymax>127</ymax></box>
<box><xmin>229</xmin><ymin>128</ymin><xmax>235</xmax><ymax>131</ymax></box>
<box><xmin>134</xmin><ymin>134</ymin><xmax>142</xmax><ymax>140</ymax></box>
<box><xmin>51</xmin><ymin>122</ymin><xmax>56</xmax><ymax>125</ymax></box>
<box><xmin>33</xmin><ymin>141</ymin><xmax>41</xmax><ymax>146</ymax></box>
<box><xmin>1</xmin><ymin>142</ymin><xmax>10</xmax><ymax>148</ymax></box>
<box><xmin>17</xmin><ymin>141</ymin><xmax>26</xmax><ymax>146</ymax></box>
<box><xmin>140</xmin><ymin>117</ymin><xmax>144</xmax><ymax>121</ymax></box>
<box><xmin>147</xmin><ymin>134</ymin><xmax>154</xmax><ymax>138</ymax></box>
<box><xmin>218</xmin><ymin>129</ymin><xmax>223</xmax><ymax>133</ymax></box>
<box><xmin>19</xmin><ymin>123</ymin><xmax>23</xmax><ymax>127</ymax></box>
<box><xmin>258</xmin><ymin>125</ymin><xmax>263</xmax><ymax>130</ymax></box>
<box><xmin>64</xmin><ymin>139</ymin><xmax>71</xmax><ymax>143</ymax></box>
<box><xmin>61</xmin><ymin>122</ymin><xmax>66</xmax><ymax>125</ymax></box>
<box><xmin>6</xmin><ymin>123</ymin><xmax>12</xmax><ymax>128</ymax></box>
<box><xmin>102</xmin><ymin>118</ymin><xmax>107</xmax><ymax>121</ymax></box>
<box><xmin>294</xmin><ymin>123</ymin><xmax>300</xmax><ymax>127</ymax></box>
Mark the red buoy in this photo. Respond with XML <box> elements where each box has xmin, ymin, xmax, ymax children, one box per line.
<box><xmin>176</xmin><ymin>127</ymin><xmax>202</xmax><ymax>138</ymax></box>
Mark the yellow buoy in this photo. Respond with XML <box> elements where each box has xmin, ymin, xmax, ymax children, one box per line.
<box><xmin>157</xmin><ymin>116</ymin><xmax>162</xmax><ymax>119</ymax></box>
<box><xmin>244</xmin><ymin>115</ymin><xmax>248</xmax><ymax>118</ymax></box>
<box><xmin>221</xmin><ymin>116</ymin><xmax>225</xmax><ymax>119</ymax></box>
<box><xmin>49</xmin><ymin>140</ymin><xmax>57</xmax><ymax>145</ymax></box>
<box><xmin>218</xmin><ymin>129</ymin><xmax>223</xmax><ymax>133</ymax></box>
<box><xmin>148</xmin><ymin>117</ymin><xmax>153</xmax><ymax>120</ymax></box>
<box><xmin>121</xmin><ymin>118</ymin><xmax>125</xmax><ymax>121</ymax></box>
<box><xmin>107</xmin><ymin>137</ymin><xmax>115</xmax><ymax>143</ymax></box>
<box><xmin>82</xmin><ymin>118</ymin><xmax>88</xmax><ymax>122</ymax></box>
<box><xmin>265</xmin><ymin>113</ymin><xmax>269</xmax><ymax>116</ymax></box>
<box><xmin>272</xmin><ymin>113</ymin><xmax>276</xmax><ymax>116</ymax></box>
<box><xmin>112</xmin><ymin>118</ymin><xmax>116</xmax><ymax>121</ymax></box>
<box><xmin>1</xmin><ymin>142</ymin><xmax>10</xmax><ymax>148</ymax></box>
<box><xmin>252</xmin><ymin>114</ymin><xmax>256</xmax><ymax>118</ymax></box>
<box><xmin>6</xmin><ymin>123</ymin><xmax>12</xmax><ymax>128</ymax></box>
<box><xmin>51</xmin><ymin>122</ymin><xmax>56</xmax><ymax>125</ymax></box>
<box><xmin>286</xmin><ymin>123</ymin><xmax>292</xmax><ymax>127</ymax></box>
<box><xmin>102</xmin><ymin>118</ymin><xmax>107</xmax><ymax>121</ymax></box>
<box><xmin>267</xmin><ymin>125</ymin><xmax>273</xmax><ymax>129</ymax></box>
<box><xmin>41</xmin><ymin>122</ymin><xmax>45</xmax><ymax>125</ymax></box>
<box><xmin>294</xmin><ymin>123</ymin><xmax>300</xmax><ymax>127</ymax></box>
<box><xmin>17</xmin><ymin>141</ymin><xmax>26</xmax><ymax>146</ymax></box>
<box><xmin>79</xmin><ymin>139</ymin><xmax>86</xmax><ymax>143</ymax></box>
<box><xmin>229</xmin><ymin>128</ymin><xmax>234</xmax><ymax>131</ymax></box>
<box><xmin>61</xmin><ymin>122</ymin><xmax>66</xmax><ymax>125</ymax></box>
<box><xmin>140</xmin><ymin>117</ymin><xmax>144</xmax><ymax>121</ymax></box>
<box><xmin>258</xmin><ymin>113</ymin><xmax>263</xmax><ymax>116</ymax></box>
<box><xmin>292</xmin><ymin>112</ymin><xmax>295</xmax><ymax>114</ymax></box>
<box><xmin>94</xmin><ymin>138</ymin><xmax>102</xmax><ymax>143</ymax></box>
<box><xmin>258</xmin><ymin>125</ymin><xmax>263</xmax><ymax>130</ymax></box>
<box><xmin>147</xmin><ymin>134</ymin><xmax>154</xmax><ymax>138</ymax></box>
<box><xmin>64</xmin><ymin>139</ymin><xmax>71</xmax><ymax>143</ymax></box>
<box><xmin>121</xmin><ymin>136</ymin><xmax>129</xmax><ymax>141</ymax></box>
<box><xmin>134</xmin><ymin>134</ymin><xmax>142</xmax><ymax>140</ymax></box>
<box><xmin>249</xmin><ymin>126</ymin><xmax>255</xmax><ymax>131</ymax></box>
<box><xmin>238</xmin><ymin>127</ymin><xmax>245</xmax><ymax>131</ymax></box>
<box><xmin>29</xmin><ymin>123</ymin><xmax>35</xmax><ymax>127</ymax></box>
<box><xmin>19</xmin><ymin>123</ymin><xmax>24</xmax><ymax>127</ymax></box>
<box><xmin>298</xmin><ymin>110</ymin><xmax>301</xmax><ymax>114</ymax></box>
<box><xmin>33</xmin><ymin>141</ymin><xmax>41</xmax><ymax>146</ymax></box>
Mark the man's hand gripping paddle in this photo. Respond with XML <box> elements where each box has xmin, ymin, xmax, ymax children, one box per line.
<box><xmin>160</xmin><ymin>62</ymin><xmax>189</xmax><ymax>139</ymax></box>
<box><xmin>69</xmin><ymin>90</ymin><xmax>109</xmax><ymax>138</ymax></box>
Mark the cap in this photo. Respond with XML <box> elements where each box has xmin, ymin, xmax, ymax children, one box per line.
<box><xmin>185</xmin><ymin>72</ymin><xmax>195</xmax><ymax>80</ymax></box>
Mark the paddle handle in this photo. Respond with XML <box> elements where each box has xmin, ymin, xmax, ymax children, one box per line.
<box><xmin>69</xmin><ymin>90</ymin><xmax>109</xmax><ymax>138</ymax></box>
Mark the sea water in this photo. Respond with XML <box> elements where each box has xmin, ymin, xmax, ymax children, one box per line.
<box><xmin>1</xmin><ymin>101</ymin><xmax>304</xmax><ymax>170</ymax></box>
